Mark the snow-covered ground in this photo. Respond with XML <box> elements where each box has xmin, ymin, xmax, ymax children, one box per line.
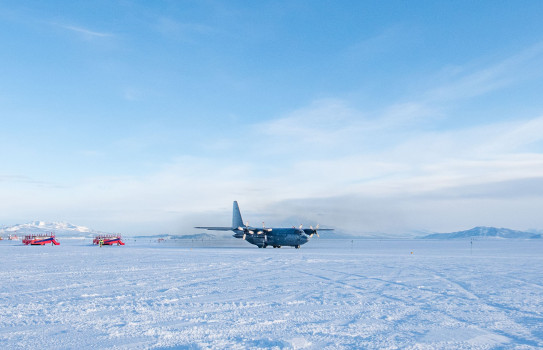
<box><xmin>1</xmin><ymin>238</ymin><xmax>542</xmax><ymax>349</ymax></box>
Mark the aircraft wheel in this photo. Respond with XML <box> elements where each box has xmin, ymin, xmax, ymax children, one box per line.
<box><xmin>295</xmin><ymin>245</ymin><xmax>300</xmax><ymax>249</ymax></box>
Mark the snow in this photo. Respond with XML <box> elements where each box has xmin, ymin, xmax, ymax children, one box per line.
<box><xmin>1</xmin><ymin>239</ymin><xmax>542</xmax><ymax>349</ymax></box>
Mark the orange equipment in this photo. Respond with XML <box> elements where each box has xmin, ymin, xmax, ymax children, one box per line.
<box><xmin>23</xmin><ymin>234</ymin><xmax>60</xmax><ymax>245</ymax></box>
<box><xmin>93</xmin><ymin>234</ymin><xmax>125</xmax><ymax>246</ymax></box>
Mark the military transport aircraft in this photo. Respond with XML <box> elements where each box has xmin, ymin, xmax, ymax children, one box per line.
<box><xmin>195</xmin><ymin>201</ymin><xmax>333</xmax><ymax>249</ymax></box>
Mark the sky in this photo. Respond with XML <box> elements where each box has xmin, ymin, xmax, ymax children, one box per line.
<box><xmin>2</xmin><ymin>1</ymin><xmax>543</xmax><ymax>235</ymax></box>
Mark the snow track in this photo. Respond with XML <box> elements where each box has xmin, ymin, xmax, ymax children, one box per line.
<box><xmin>1</xmin><ymin>239</ymin><xmax>542</xmax><ymax>349</ymax></box>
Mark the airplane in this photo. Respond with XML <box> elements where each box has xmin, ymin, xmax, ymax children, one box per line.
<box><xmin>195</xmin><ymin>201</ymin><xmax>333</xmax><ymax>249</ymax></box>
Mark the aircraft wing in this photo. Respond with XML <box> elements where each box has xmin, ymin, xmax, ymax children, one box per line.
<box><xmin>302</xmin><ymin>228</ymin><xmax>334</xmax><ymax>235</ymax></box>
<box><xmin>194</xmin><ymin>227</ymin><xmax>234</xmax><ymax>231</ymax></box>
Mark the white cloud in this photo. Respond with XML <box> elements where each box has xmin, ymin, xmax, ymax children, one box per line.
<box><xmin>5</xmin><ymin>98</ymin><xmax>543</xmax><ymax>234</ymax></box>
<box><xmin>3</xmin><ymin>40</ymin><xmax>543</xmax><ymax>235</ymax></box>
<box><xmin>57</xmin><ymin>24</ymin><xmax>112</xmax><ymax>39</ymax></box>
<box><xmin>425</xmin><ymin>41</ymin><xmax>543</xmax><ymax>103</ymax></box>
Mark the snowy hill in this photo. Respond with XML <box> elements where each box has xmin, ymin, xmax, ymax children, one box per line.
<box><xmin>423</xmin><ymin>226</ymin><xmax>541</xmax><ymax>239</ymax></box>
<box><xmin>0</xmin><ymin>221</ymin><xmax>107</xmax><ymax>238</ymax></box>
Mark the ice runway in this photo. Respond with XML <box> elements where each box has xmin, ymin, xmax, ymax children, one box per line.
<box><xmin>1</xmin><ymin>239</ymin><xmax>542</xmax><ymax>349</ymax></box>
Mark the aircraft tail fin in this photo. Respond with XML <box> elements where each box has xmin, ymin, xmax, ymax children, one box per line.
<box><xmin>232</xmin><ymin>201</ymin><xmax>244</xmax><ymax>229</ymax></box>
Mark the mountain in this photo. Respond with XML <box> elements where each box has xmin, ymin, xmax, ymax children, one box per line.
<box><xmin>0</xmin><ymin>221</ymin><xmax>107</xmax><ymax>238</ymax></box>
<box><xmin>423</xmin><ymin>226</ymin><xmax>542</xmax><ymax>239</ymax></box>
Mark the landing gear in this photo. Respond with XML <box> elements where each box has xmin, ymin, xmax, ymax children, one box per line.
<box><xmin>295</xmin><ymin>245</ymin><xmax>300</xmax><ymax>249</ymax></box>
<box><xmin>272</xmin><ymin>245</ymin><xmax>282</xmax><ymax>248</ymax></box>
<box><xmin>263</xmin><ymin>243</ymin><xmax>268</xmax><ymax>248</ymax></box>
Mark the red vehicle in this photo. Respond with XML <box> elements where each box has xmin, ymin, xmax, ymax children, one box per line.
<box><xmin>23</xmin><ymin>234</ymin><xmax>60</xmax><ymax>245</ymax></box>
<box><xmin>93</xmin><ymin>234</ymin><xmax>125</xmax><ymax>246</ymax></box>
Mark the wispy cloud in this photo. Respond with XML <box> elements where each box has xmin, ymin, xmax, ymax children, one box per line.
<box><xmin>3</xmin><ymin>36</ymin><xmax>543</xmax><ymax>234</ymax></box>
<box><xmin>0</xmin><ymin>175</ymin><xmax>61</xmax><ymax>188</ymax></box>
<box><xmin>425</xmin><ymin>41</ymin><xmax>543</xmax><ymax>103</ymax></box>
<box><xmin>55</xmin><ymin>23</ymin><xmax>113</xmax><ymax>39</ymax></box>
<box><xmin>249</xmin><ymin>104</ymin><xmax>543</xmax><ymax>193</ymax></box>
<box><xmin>10</xmin><ymin>105</ymin><xmax>539</xmax><ymax>234</ymax></box>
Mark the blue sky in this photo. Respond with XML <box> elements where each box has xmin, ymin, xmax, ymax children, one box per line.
<box><xmin>2</xmin><ymin>1</ymin><xmax>543</xmax><ymax>235</ymax></box>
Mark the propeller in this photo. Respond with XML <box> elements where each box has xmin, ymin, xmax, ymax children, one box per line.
<box><xmin>240</xmin><ymin>222</ymin><xmax>254</xmax><ymax>240</ymax></box>
<box><xmin>262</xmin><ymin>222</ymin><xmax>272</xmax><ymax>232</ymax></box>
<box><xmin>258</xmin><ymin>222</ymin><xmax>272</xmax><ymax>242</ymax></box>
<box><xmin>293</xmin><ymin>224</ymin><xmax>305</xmax><ymax>236</ymax></box>
<box><xmin>309</xmin><ymin>224</ymin><xmax>320</xmax><ymax>237</ymax></box>
<box><xmin>297</xmin><ymin>224</ymin><xmax>321</xmax><ymax>239</ymax></box>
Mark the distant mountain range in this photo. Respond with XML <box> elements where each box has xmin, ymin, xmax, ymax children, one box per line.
<box><xmin>2</xmin><ymin>222</ymin><xmax>541</xmax><ymax>240</ymax></box>
<box><xmin>423</xmin><ymin>226</ymin><xmax>542</xmax><ymax>239</ymax></box>
<box><xmin>0</xmin><ymin>221</ymin><xmax>107</xmax><ymax>238</ymax></box>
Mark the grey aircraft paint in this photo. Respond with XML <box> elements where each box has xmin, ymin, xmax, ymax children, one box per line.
<box><xmin>195</xmin><ymin>201</ymin><xmax>333</xmax><ymax>249</ymax></box>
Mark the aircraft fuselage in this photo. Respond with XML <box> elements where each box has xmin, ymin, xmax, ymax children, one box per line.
<box><xmin>233</xmin><ymin>227</ymin><xmax>309</xmax><ymax>248</ymax></box>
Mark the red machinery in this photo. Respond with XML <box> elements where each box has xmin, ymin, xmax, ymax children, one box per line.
<box><xmin>23</xmin><ymin>234</ymin><xmax>60</xmax><ymax>245</ymax></box>
<box><xmin>93</xmin><ymin>234</ymin><xmax>125</xmax><ymax>246</ymax></box>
